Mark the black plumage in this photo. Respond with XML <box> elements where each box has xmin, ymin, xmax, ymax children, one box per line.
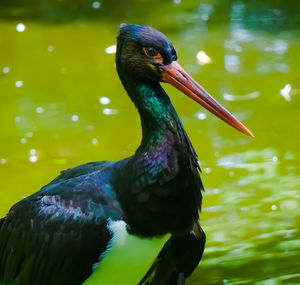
<box><xmin>0</xmin><ymin>161</ymin><xmax>122</xmax><ymax>284</ymax></box>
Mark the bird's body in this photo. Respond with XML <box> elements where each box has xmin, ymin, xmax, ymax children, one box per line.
<box><xmin>0</xmin><ymin>24</ymin><xmax>252</xmax><ymax>285</ymax></box>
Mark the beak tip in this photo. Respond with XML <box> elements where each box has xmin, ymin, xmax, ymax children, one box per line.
<box><xmin>245</xmin><ymin>129</ymin><xmax>254</xmax><ymax>138</ymax></box>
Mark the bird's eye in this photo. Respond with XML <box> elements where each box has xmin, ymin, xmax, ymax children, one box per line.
<box><xmin>143</xmin><ymin>47</ymin><xmax>159</xmax><ymax>58</ymax></box>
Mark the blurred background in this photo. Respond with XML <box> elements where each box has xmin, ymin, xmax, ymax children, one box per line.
<box><xmin>0</xmin><ymin>0</ymin><xmax>300</xmax><ymax>284</ymax></box>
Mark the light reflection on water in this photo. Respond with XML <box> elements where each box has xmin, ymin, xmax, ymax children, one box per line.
<box><xmin>0</xmin><ymin>0</ymin><xmax>300</xmax><ymax>284</ymax></box>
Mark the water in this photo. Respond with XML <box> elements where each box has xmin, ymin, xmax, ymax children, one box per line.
<box><xmin>0</xmin><ymin>0</ymin><xmax>300</xmax><ymax>284</ymax></box>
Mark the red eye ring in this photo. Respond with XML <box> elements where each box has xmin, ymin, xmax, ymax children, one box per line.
<box><xmin>143</xmin><ymin>47</ymin><xmax>159</xmax><ymax>57</ymax></box>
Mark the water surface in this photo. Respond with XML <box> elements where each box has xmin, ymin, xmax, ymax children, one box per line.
<box><xmin>0</xmin><ymin>1</ymin><xmax>300</xmax><ymax>284</ymax></box>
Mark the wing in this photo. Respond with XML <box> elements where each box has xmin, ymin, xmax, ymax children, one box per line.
<box><xmin>0</xmin><ymin>161</ymin><xmax>123</xmax><ymax>285</ymax></box>
<box><xmin>47</xmin><ymin>160</ymin><xmax>115</xmax><ymax>185</ymax></box>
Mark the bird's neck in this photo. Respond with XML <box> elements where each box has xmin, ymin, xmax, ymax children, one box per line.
<box><xmin>118</xmin><ymin>70</ymin><xmax>187</xmax><ymax>153</ymax></box>
<box><xmin>114</xmin><ymin>66</ymin><xmax>202</xmax><ymax>237</ymax></box>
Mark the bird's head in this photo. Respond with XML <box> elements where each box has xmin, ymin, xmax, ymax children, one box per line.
<box><xmin>116</xmin><ymin>24</ymin><xmax>254</xmax><ymax>137</ymax></box>
<box><xmin>116</xmin><ymin>24</ymin><xmax>176</xmax><ymax>82</ymax></box>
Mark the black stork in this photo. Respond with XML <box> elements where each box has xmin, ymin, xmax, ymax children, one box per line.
<box><xmin>0</xmin><ymin>24</ymin><xmax>253</xmax><ymax>285</ymax></box>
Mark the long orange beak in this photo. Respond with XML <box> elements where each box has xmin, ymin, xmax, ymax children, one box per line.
<box><xmin>160</xmin><ymin>61</ymin><xmax>254</xmax><ymax>137</ymax></box>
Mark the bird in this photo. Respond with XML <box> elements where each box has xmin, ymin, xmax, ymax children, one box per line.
<box><xmin>0</xmin><ymin>24</ymin><xmax>253</xmax><ymax>285</ymax></box>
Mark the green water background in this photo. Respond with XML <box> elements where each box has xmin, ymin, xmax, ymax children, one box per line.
<box><xmin>0</xmin><ymin>0</ymin><xmax>300</xmax><ymax>284</ymax></box>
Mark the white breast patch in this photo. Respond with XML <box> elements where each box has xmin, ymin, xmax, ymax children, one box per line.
<box><xmin>83</xmin><ymin>220</ymin><xmax>170</xmax><ymax>285</ymax></box>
